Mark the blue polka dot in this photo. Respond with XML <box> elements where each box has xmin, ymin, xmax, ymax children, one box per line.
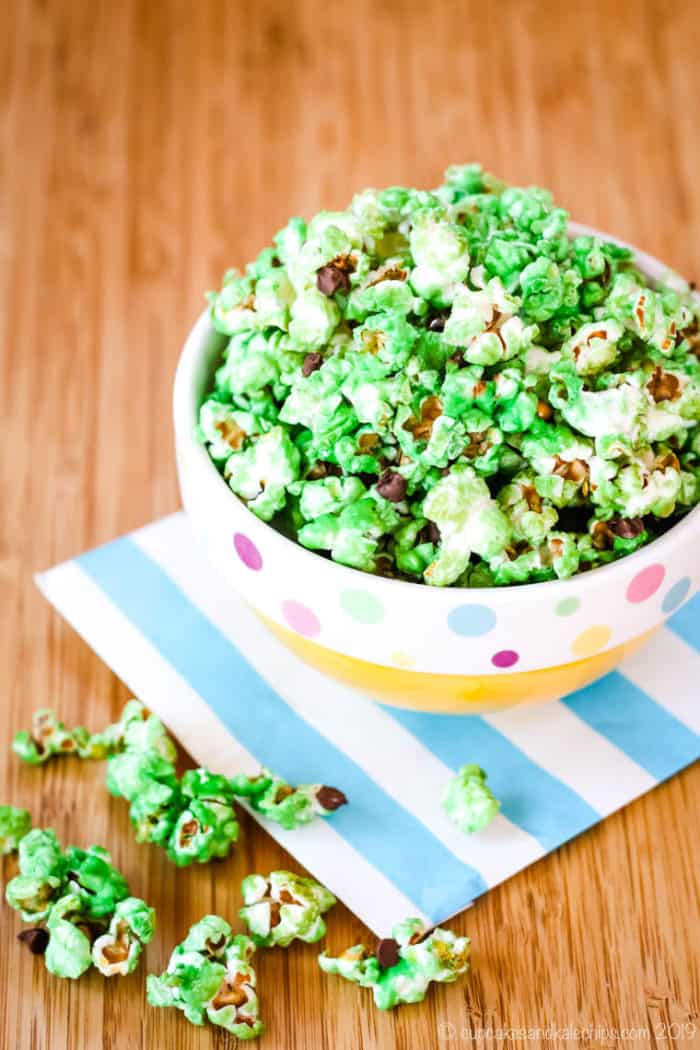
<box><xmin>447</xmin><ymin>604</ymin><xmax>497</xmax><ymax>637</ymax></box>
<box><xmin>662</xmin><ymin>576</ymin><xmax>691</xmax><ymax>615</ymax></box>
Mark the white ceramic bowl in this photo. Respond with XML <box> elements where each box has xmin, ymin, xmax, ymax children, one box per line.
<box><xmin>174</xmin><ymin>225</ymin><xmax>700</xmax><ymax>712</ymax></box>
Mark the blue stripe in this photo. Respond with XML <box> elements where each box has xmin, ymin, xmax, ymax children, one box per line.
<box><xmin>667</xmin><ymin>591</ymin><xmax>700</xmax><ymax>650</ymax></box>
<box><xmin>384</xmin><ymin>709</ymin><xmax>600</xmax><ymax>852</ymax></box>
<box><xmin>77</xmin><ymin>538</ymin><xmax>488</xmax><ymax>921</ymax></box>
<box><xmin>562</xmin><ymin>672</ymin><xmax>700</xmax><ymax>781</ymax></box>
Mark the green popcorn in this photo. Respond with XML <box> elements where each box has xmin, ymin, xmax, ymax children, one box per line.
<box><xmin>44</xmin><ymin>894</ymin><xmax>94</xmax><ymax>979</ymax></box>
<box><xmin>519</xmin><ymin>257</ymin><xmax>564</xmax><ymax>321</ymax></box>
<box><xmin>288</xmin><ymin>287</ymin><xmax>340</xmax><ymax>349</ymax></box>
<box><xmin>207</xmin><ymin>271</ymin><xmax>258</xmax><ymax>335</ymax></box>
<box><xmin>240</xmin><ymin>870</ymin><xmax>336</xmax><ymax>947</ymax></box>
<box><xmin>409</xmin><ymin>212</ymin><xmax>470</xmax><ymax>302</ymax></box>
<box><xmin>442</xmin><ymin>765</ymin><xmax>501</xmax><ymax>833</ymax></box>
<box><xmin>148</xmin><ymin>918</ymin><xmax>264</xmax><ymax>1039</ymax></box>
<box><xmin>12</xmin><ymin>709</ymin><xmax>88</xmax><ymax>765</ymax></box>
<box><xmin>253</xmin><ymin>268</ymin><xmax>296</xmax><ymax>329</ymax></box>
<box><xmin>226</xmin><ymin>425</ymin><xmax>300</xmax><ymax>522</ymax></box>
<box><xmin>606</xmin><ymin>272</ymin><xmax>690</xmax><ymax>354</ymax></box>
<box><xmin>561</xmin><ymin>319</ymin><xmax>623</xmax><ymax>375</ymax></box>
<box><xmin>353</xmin><ymin>312</ymin><xmax>418</xmax><ymax>370</ymax></box>
<box><xmin>319</xmin><ymin>919</ymin><xmax>470</xmax><ymax>1010</ymax></box>
<box><xmin>423</xmin><ymin>466</ymin><xmax>511</xmax><ymax>586</ymax></box>
<box><xmin>166</xmin><ymin>770</ymin><xmax>239</xmax><ymax>866</ymax></box>
<box><xmin>240</xmin><ymin>768</ymin><xmax>347</xmax><ymax>830</ymax></box>
<box><xmin>296</xmin><ymin>475</ymin><xmax>368</xmax><ymax>520</ymax></box>
<box><xmin>128</xmin><ymin>779</ymin><xmax>181</xmax><ymax>845</ymax></box>
<box><xmin>443</xmin><ymin>279</ymin><xmax>537</xmax><ymax>365</ymax></box>
<box><xmin>63</xmin><ymin>844</ymin><xmax>130</xmax><ymax>919</ymax></box>
<box><xmin>92</xmin><ymin>896</ymin><xmax>155</xmax><ymax>976</ymax></box>
<box><xmin>207</xmin><ymin>936</ymin><xmax>264</xmax><ymax>1039</ymax></box>
<box><xmin>0</xmin><ymin>805</ymin><xmax>31</xmax><ymax>854</ymax></box>
<box><xmin>6</xmin><ymin>828</ymin><xmax>65</xmax><ymax>920</ymax></box>
<box><xmin>6</xmin><ymin>872</ymin><xmax>63</xmax><ymax>922</ymax></box>
<box><xmin>498</xmin><ymin>476</ymin><xmax>559</xmax><ymax>545</ymax></box>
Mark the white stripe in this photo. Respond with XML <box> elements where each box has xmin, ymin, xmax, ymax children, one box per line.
<box><xmin>133</xmin><ymin>514</ymin><xmax>546</xmax><ymax>888</ymax></box>
<box><xmin>35</xmin><ymin>559</ymin><xmax>427</xmax><ymax>934</ymax></box>
<box><xmin>619</xmin><ymin>627</ymin><xmax>700</xmax><ymax>736</ymax></box>
<box><xmin>484</xmin><ymin>701</ymin><xmax>656</xmax><ymax>815</ymax></box>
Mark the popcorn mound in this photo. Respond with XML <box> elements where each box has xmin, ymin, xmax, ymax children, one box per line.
<box><xmin>200</xmin><ymin>165</ymin><xmax>700</xmax><ymax>587</ymax></box>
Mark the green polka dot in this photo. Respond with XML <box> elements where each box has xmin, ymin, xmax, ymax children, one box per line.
<box><xmin>555</xmin><ymin>596</ymin><xmax>580</xmax><ymax>617</ymax></box>
<box><xmin>340</xmin><ymin>589</ymin><xmax>385</xmax><ymax>625</ymax></box>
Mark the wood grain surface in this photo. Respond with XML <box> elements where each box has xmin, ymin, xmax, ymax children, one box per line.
<box><xmin>1</xmin><ymin>1</ymin><xmax>699</xmax><ymax>1047</ymax></box>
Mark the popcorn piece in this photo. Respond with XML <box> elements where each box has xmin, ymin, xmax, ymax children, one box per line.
<box><xmin>319</xmin><ymin>919</ymin><xmax>470</xmax><ymax>1010</ymax></box>
<box><xmin>235</xmin><ymin>767</ymin><xmax>348</xmax><ymax>830</ymax></box>
<box><xmin>423</xmin><ymin>465</ymin><xmax>511</xmax><ymax>586</ymax></box>
<box><xmin>12</xmin><ymin>709</ymin><xmax>92</xmax><ymax>765</ymax></box>
<box><xmin>5</xmin><ymin>829</ymin><xmax>65</xmax><ymax>920</ymax></box>
<box><xmin>147</xmin><ymin>918</ymin><xmax>264</xmax><ymax>1039</ymax></box>
<box><xmin>166</xmin><ymin>769</ymin><xmax>239</xmax><ymax>866</ymax></box>
<box><xmin>44</xmin><ymin>894</ymin><xmax>95</xmax><ymax>979</ymax></box>
<box><xmin>92</xmin><ymin>897</ymin><xmax>155</xmax><ymax>976</ymax></box>
<box><xmin>0</xmin><ymin>805</ymin><xmax>31</xmax><ymax>854</ymax></box>
<box><xmin>442</xmin><ymin>764</ymin><xmax>501</xmax><ymax>833</ymax></box>
<box><xmin>240</xmin><ymin>870</ymin><xmax>336</xmax><ymax>947</ymax></box>
<box><xmin>62</xmin><ymin>844</ymin><xmax>130</xmax><ymax>919</ymax></box>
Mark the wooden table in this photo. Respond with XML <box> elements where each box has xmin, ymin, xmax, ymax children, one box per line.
<box><xmin>2</xmin><ymin>1</ymin><xmax>699</xmax><ymax>1046</ymax></box>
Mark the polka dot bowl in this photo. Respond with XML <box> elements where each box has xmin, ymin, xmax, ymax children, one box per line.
<box><xmin>174</xmin><ymin>226</ymin><xmax>700</xmax><ymax>713</ymax></box>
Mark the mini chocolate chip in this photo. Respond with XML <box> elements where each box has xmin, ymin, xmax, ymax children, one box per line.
<box><xmin>449</xmin><ymin>350</ymin><xmax>465</xmax><ymax>366</ymax></box>
<box><xmin>609</xmin><ymin>517</ymin><xmax>645</xmax><ymax>539</ymax></box>
<box><xmin>690</xmin><ymin>281</ymin><xmax>697</xmax><ymax>291</ymax></box>
<box><xmin>377</xmin><ymin>469</ymin><xmax>407</xmax><ymax>503</ymax></box>
<box><xmin>375</xmin><ymin>937</ymin><xmax>400</xmax><ymax>969</ymax></box>
<box><xmin>419</xmin><ymin>522</ymin><xmax>441</xmax><ymax>545</ymax></box>
<box><xmin>18</xmin><ymin>928</ymin><xmax>49</xmax><ymax>955</ymax></box>
<box><xmin>357</xmin><ymin>472</ymin><xmax>379</xmax><ymax>487</ymax></box>
<box><xmin>428</xmin><ymin>317</ymin><xmax>446</xmax><ymax>332</ymax></box>
<box><xmin>316</xmin><ymin>265</ymin><xmax>350</xmax><ymax>296</ymax></box>
<box><xmin>301</xmin><ymin>352</ymin><xmax>324</xmax><ymax>377</ymax></box>
<box><xmin>316</xmin><ymin>785</ymin><xmax>348</xmax><ymax>811</ymax></box>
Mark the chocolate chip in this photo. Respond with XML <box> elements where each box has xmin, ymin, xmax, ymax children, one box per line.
<box><xmin>18</xmin><ymin>928</ymin><xmax>49</xmax><ymax>955</ymax></box>
<box><xmin>449</xmin><ymin>350</ymin><xmax>465</xmax><ymax>366</ymax></box>
<box><xmin>609</xmin><ymin>517</ymin><xmax>645</xmax><ymax>539</ymax></box>
<box><xmin>316</xmin><ymin>265</ymin><xmax>350</xmax><ymax>296</ymax></box>
<box><xmin>377</xmin><ymin>469</ymin><xmax>407</xmax><ymax>503</ymax></box>
<box><xmin>419</xmin><ymin>522</ymin><xmax>441</xmax><ymax>545</ymax></box>
<box><xmin>315</xmin><ymin>785</ymin><xmax>348</xmax><ymax>811</ymax></box>
<box><xmin>428</xmin><ymin>317</ymin><xmax>446</xmax><ymax>333</ymax></box>
<box><xmin>357</xmin><ymin>472</ymin><xmax>379</xmax><ymax>487</ymax></box>
<box><xmin>302</xmin><ymin>352</ymin><xmax>323</xmax><ymax>377</ymax></box>
<box><xmin>375</xmin><ymin>937</ymin><xmax>400</xmax><ymax>969</ymax></box>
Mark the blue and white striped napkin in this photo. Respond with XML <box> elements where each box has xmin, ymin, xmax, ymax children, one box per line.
<box><xmin>36</xmin><ymin>512</ymin><xmax>700</xmax><ymax>935</ymax></box>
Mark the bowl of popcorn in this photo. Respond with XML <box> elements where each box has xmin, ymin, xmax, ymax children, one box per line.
<box><xmin>174</xmin><ymin>165</ymin><xmax>700</xmax><ymax>713</ymax></box>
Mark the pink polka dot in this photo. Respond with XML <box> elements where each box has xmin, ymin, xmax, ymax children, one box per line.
<box><xmin>626</xmin><ymin>563</ymin><xmax>665</xmax><ymax>603</ymax></box>
<box><xmin>233</xmin><ymin>533</ymin><xmax>262</xmax><ymax>571</ymax></box>
<box><xmin>491</xmin><ymin>649</ymin><xmax>519</xmax><ymax>669</ymax></box>
<box><xmin>282</xmin><ymin>600</ymin><xmax>321</xmax><ymax>638</ymax></box>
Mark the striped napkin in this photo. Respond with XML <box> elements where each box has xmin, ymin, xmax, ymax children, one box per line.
<box><xmin>36</xmin><ymin>512</ymin><xmax>699</xmax><ymax>935</ymax></box>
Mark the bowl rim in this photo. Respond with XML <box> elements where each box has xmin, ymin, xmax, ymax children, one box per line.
<box><xmin>174</xmin><ymin>220</ymin><xmax>700</xmax><ymax>604</ymax></box>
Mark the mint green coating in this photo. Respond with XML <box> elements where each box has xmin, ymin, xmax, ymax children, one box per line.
<box><xmin>441</xmin><ymin>764</ymin><xmax>501</xmax><ymax>833</ymax></box>
<box><xmin>201</xmin><ymin>166</ymin><xmax>700</xmax><ymax>586</ymax></box>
